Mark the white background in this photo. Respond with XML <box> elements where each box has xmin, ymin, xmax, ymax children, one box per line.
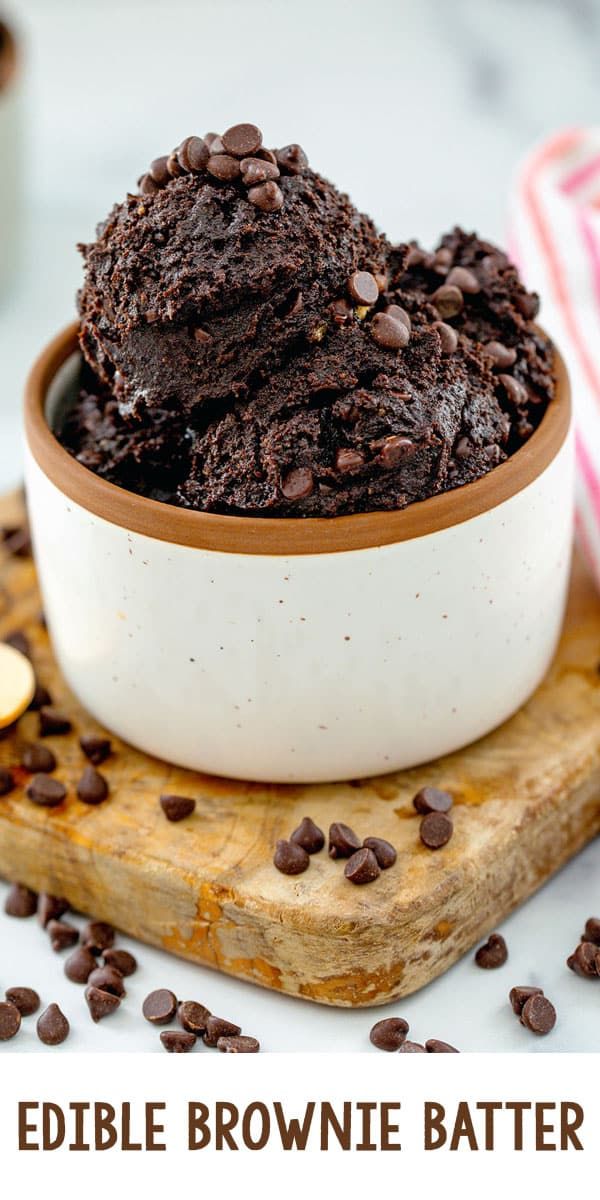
<box><xmin>0</xmin><ymin>0</ymin><xmax>599</xmax><ymax>1053</ymax></box>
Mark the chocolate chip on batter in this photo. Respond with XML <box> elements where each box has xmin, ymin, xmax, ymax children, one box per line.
<box><xmin>498</xmin><ymin>374</ymin><xmax>528</xmax><ymax>407</ymax></box>
<box><xmin>149</xmin><ymin>155</ymin><xmax>171</xmax><ymax>186</ymax></box>
<box><xmin>583</xmin><ymin>917</ymin><xmax>600</xmax><ymax>946</ymax></box>
<box><xmin>39</xmin><ymin>707</ymin><xmax>72</xmax><ymax>737</ymax></box>
<box><xmin>347</xmin><ymin>271</ymin><xmax>379</xmax><ymax>306</ymax></box>
<box><xmin>143</xmin><ymin>988</ymin><xmax>178</xmax><ymax>1025</ymax></box>
<box><xmin>290</xmin><ymin>816</ymin><xmax>325</xmax><ymax>854</ymax></box>
<box><xmin>520</xmin><ymin>992</ymin><xmax>556</xmax><ymax>1035</ymax></box>
<box><xmin>166</xmin><ymin>149</ymin><xmax>183</xmax><ymax>178</ymax></box>
<box><xmin>65</xmin><ymin>946</ymin><xmax>98</xmax><ymax>984</ymax></box>
<box><xmin>207</xmin><ymin>153</ymin><xmax>241</xmax><ymax>182</ymax></box>
<box><xmin>177</xmin><ymin>135</ymin><xmax>209</xmax><ymax>173</ymax></box>
<box><xmin>484</xmin><ymin>340</ymin><xmax>517</xmax><ymax>370</ymax></box>
<box><xmin>398</xmin><ymin>1040</ymin><xmax>426</xmax><ymax>1053</ymax></box>
<box><xmin>386</xmin><ymin>304</ymin><xmax>411</xmax><ymax>330</ymax></box>
<box><xmin>203</xmin><ymin>1015</ymin><xmax>242</xmax><ymax>1047</ymax></box>
<box><xmin>412</xmin><ymin>786</ymin><xmax>453</xmax><ymax>815</ymax></box>
<box><xmin>516</xmin><ymin>291</ymin><xmax>540</xmax><ymax>319</ymax></box>
<box><xmin>139</xmin><ymin>173</ymin><xmax>159</xmax><ymax>196</ymax></box>
<box><xmin>0</xmin><ymin>766</ymin><xmax>14</xmax><ymax>795</ymax></box>
<box><xmin>377</xmin><ymin>435</ymin><xmax>414</xmax><ymax>469</ymax></box>
<box><xmin>248</xmin><ymin>180</ymin><xmax>284</xmax><ymax>212</ymax></box>
<box><xmin>273</xmin><ymin>839</ymin><xmax>310</xmax><ymax>875</ymax></box>
<box><xmin>566</xmin><ymin>941</ymin><xmax>600</xmax><ymax>978</ymax></box>
<box><xmin>82</xmin><ymin>921</ymin><xmax>115</xmax><ymax>954</ymax></box>
<box><xmin>178</xmin><ymin>1000</ymin><xmax>211</xmax><ymax>1035</ymax></box>
<box><xmin>222</xmin><ymin>123</ymin><xmax>262</xmax><ymax>157</ymax></box>
<box><xmin>6</xmin><ymin>986</ymin><xmax>40</xmax><ymax>1016</ymax></box>
<box><xmin>21</xmin><ymin>742</ymin><xmax>56</xmax><ymax>773</ymax></box>
<box><xmin>26</xmin><ymin>774</ymin><xmax>66</xmax><ymax>807</ymax></box>
<box><xmin>426</xmin><ymin>1039</ymin><xmax>459</xmax><ymax>1053</ymax></box>
<box><xmin>419</xmin><ymin>811</ymin><xmax>453</xmax><ymax>849</ymax></box>
<box><xmin>334</xmin><ymin>447</ymin><xmax>365</xmax><ymax>473</ymax></box>
<box><xmin>276</xmin><ymin>143</ymin><xmax>308</xmax><ymax>175</ymax></box>
<box><xmin>509</xmin><ymin>985</ymin><xmax>544</xmax><ymax>1016</ymax></box>
<box><xmin>38</xmin><ymin>893</ymin><xmax>69</xmax><ymax>927</ymax></box>
<box><xmin>217</xmin><ymin>1034</ymin><xmax>260</xmax><ymax>1053</ymax></box>
<box><xmin>77</xmin><ymin>765</ymin><xmax>109</xmax><ymax>805</ymax></box>
<box><xmin>5</xmin><ymin>882</ymin><xmax>38</xmax><ymax>917</ymax></box>
<box><xmin>430</xmin><ymin>284</ymin><xmax>464</xmax><ymax>318</ymax></box>
<box><xmin>86</xmin><ymin>985</ymin><xmax>121</xmax><ymax>1023</ymax></box>
<box><xmin>103</xmin><ymin>948</ymin><xmax>137</xmax><ymax>976</ymax></box>
<box><xmin>88</xmin><ymin>965</ymin><xmax>126</xmax><ymax>997</ymax></box>
<box><xmin>369</xmin><ymin>1016</ymin><xmax>409</xmax><ymax>1051</ymax></box>
<box><xmin>47</xmin><ymin>919</ymin><xmax>79</xmax><ymax>952</ymax></box>
<box><xmin>475</xmin><ymin>933</ymin><xmax>508</xmax><ymax>969</ymax></box>
<box><xmin>281</xmin><ymin>466</ymin><xmax>314</xmax><ymax>501</ymax></box>
<box><xmin>446</xmin><ymin>266</ymin><xmax>480</xmax><ymax>294</ymax></box>
<box><xmin>344</xmin><ymin>847</ymin><xmax>380</xmax><ymax>884</ymax></box>
<box><xmin>240</xmin><ymin>157</ymin><xmax>280</xmax><ymax>186</ymax></box>
<box><xmin>79</xmin><ymin>734</ymin><xmax>112</xmax><ymax>765</ymax></box>
<box><xmin>371</xmin><ymin>312</ymin><xmax>410</xmax><ymax>350</ymax></box>
<box><xmin>159</xmin><ymin>793</ymin><xmax>196</xmax><ymax>822</ymax></box>
<box><xmin>328</xmin><ymin>821</ymin><xmax>362</xmax><ymax>859</ymax></box>
<box><xmin>433</xmin><ymin>321</ymin><xmax>458</xmax><ymax>355</ymax></box>
<box><xmin>37</xmin><ymin>1003</ymin><xmax>70</xmax><ymax>1045</ymax></box>
<box><xmin>363</xmin><ymin>836</ymin><xmax>397</xmax><ymax>869</ymax></box>
<box><xmin>0</xmin><ymin>1000</ymin><xmax>21</xmax><ymax>1040</ymax></box>
<box><xmin>160</xmin><ymin>1030</ymin><xmax>197</xmax><ymax>1053</ymax></box>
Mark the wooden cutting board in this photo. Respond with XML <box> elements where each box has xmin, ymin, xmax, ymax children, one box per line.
<box><xmin>1</xmin><ymin>490</ymin><xmax>600</xmax><ymax>1007</ymax></box>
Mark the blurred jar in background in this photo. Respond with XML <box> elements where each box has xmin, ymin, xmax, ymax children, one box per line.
<box><xmin>0</xmin><ymin>16</ymin><xmax>22</xmax><ymax>301</ymax></box>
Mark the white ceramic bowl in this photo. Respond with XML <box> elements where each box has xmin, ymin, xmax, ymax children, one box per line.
<box><xmin>25</xmin><ymin>325</ymin><xmax>573</xmax><ymax>782</ymax></box>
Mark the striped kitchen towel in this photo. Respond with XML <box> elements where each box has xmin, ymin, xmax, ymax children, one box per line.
<box><xmin>510</xmin><ymin>127</ymin><xmax>600</xmax><ymax>589</ymax></box>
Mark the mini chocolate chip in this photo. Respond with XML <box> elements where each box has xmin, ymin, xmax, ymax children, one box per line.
<box><xmin>1</xmin><ymin>524</ymin><xmax>31</xmax><ymax>556</ymax></box>
<box><xmin>446</xmin><ymin>265</ymin><xmax>480</xmax><ymax>294</ymax></box>
<box><xmin>4</xmin><ymin>629</ymin><xmax>31</xmax><ymax>657</ymax></box>
<box><xmin>430</xmin><ymin>284</ymin><xmax>463</xmax><ymax>318</ymax></box>
<box><xmin>378</xmin><ymin>435</ymin><xmax>414</xmax><ymax>469</ymax></box>
<box><xmin>566</xmin><ymin>941</ymin><xmax>600</xmax><ymax>978</ymax></box>
<box><xmin>509</xmin><ymin>986</ymin><xmax>544</xmax><ymax>1016</ymax></box>
<box><xmin>203</xmin><ymin>1015</ymin><xmax>241</xmax><ymax>1047</ymax></box>
<box><xmin>21</xmin><ymin>742</ymin><xmax>56</xmax><ymax>773</ymax></box>
<box><xmin>281</xmin><ymin>466</ymin><xmax>313</xmax><ymax>501</ymax></box>
<box><xmin>484</xmin><ymin>340</ymin><xmax>517</xmax><ymax>370</ymax></box>
<box><xmin>363</xmin><ymin>836</ymin><xmax>397</xmax><ymax>869</ymax></box>
<box><xmin>0</xmin><ymin>1000</ymin><xmax>21</xmax><ymax>1040</ymax></box>
<box><xmin>159</xmin><ymin>793</ymin><xmax>196</xmax><ymax>822</ymax></box>
<box><xmin>386</xmin><ymin>303</ymin><xmax>411</xmax><ymax>330</ymax></box>
<box><xmin>82</xmin><ymin>921</ymin><xmax>115</xmax><ymax>954</ymax></box>
<box><xmin>475</xmin><ymin>932</ymin><xmax>508</xmax><ymax>969</ymax></box>
<box><xmin>516</xmin><ymin>291</ymin><xmax>540</xmax><ymax>319</ymax></box>
<box><xmin>207</xmin><ymin>154</ymin><xmax>240</xmax><ymax>181</ymax></box>
<box><xmin>222</xmin><ymin>123</ymin><xmax>262</xmax><ymax>157</ymax></box>
<box><xmin>28</xmin><ymin>682</ymin><xmax>52</xmax><ymax>711</ymax></box>
<box><xmin>240</xmin><ymin>157</ymin><xmax>280</xmax><ymax>186</ymax></box>
<box><xmin>347</xmin><ymin>271</ymin><xmax>379</xmax><ymax>306</ymax></box>
<box><xmin>335</xmin><ymin>447</ymin><xmax>365</xmax><ymax>473</ymax></box>
<box><xmin>39</xmin><ymin>707</ymin><xmax>72</xmax><ymax>737</ymax></box>
<box><xmin>88</xmin><ymin>966</ymin><xmax>126</xmax><ymax>997</ymax></box>
<box><xmin>139</xmin><ymin>173</ymin><xmax>159</xmax><ymax>196</ymax></box>
<box><xmin>178</xmin><ymin>1001</ymin><xmax>211</xmax><ymax>1035</ymax></box>
<box><xmin>273</xmin><ymin>839</ymin><xmax>310</xmax><ymax>875</ymax></box>
<box><xmin>371</xmin><ymin>312</ymin><xmax>410</xmax><ymax>350</ymax></box>
<box><xmin>248</xmin><ymin>180</ymin><xmax>284</xmax><ymax>211</ymax></box>
<box><xmin>38</xmin><ymin>893</ymin><xmax>69</xmax><ymax>927</ymax></box>
<box><xmin>276</xmin><ymin>144</ymin><xmax>308</xmax><ymax>175</ymax></box>
<box><xmin>149</xmin><ymin>155</ymin><xmax>170</xmax><ymax>186</ymax></box>
<box><xmin>47</xmin><ymin>919</ymin><xmax>79</xmax><ymax>952</ymax></box>
<box><xmin>143</xmin><ymin>988</ymin><xmax>178</xmax><ymax>1025</ymax></box>
<box><xmin>0</xmin><ymin>766</ymin><xmax>14</xmax><ymax>795</ymax></box>
<box><xmin>290</xmin><ymin>817</ymin><xmax>325</xmax><ymax>854</ymax></box>
<box><xmin>6</xmin><ymin>987</ymin><xmax>40</xmax><ymax>1016</ymax></box>
<box><xmin>344</xmin><ymin>847</ymin><xmax>380</xmax><ymax>885</ymax></box>
<box><xmin>77</xmin><ymin>765</ymin><xmax>109</xmax><ymax>805</ymax></box>
<box><xmin>65</xmin><ymin>946</ymin><xmax>98</xmax><ymax>983</ymax></box>
<box><xmin>79</xmin><ymin>734</ymin><xmax>112</xmax><ymax>765</ymax></box>
<box><xmin>86</xmin><ymin>985</ymin><xmax>121</xmax><ymax>1022</ymax></box>
<box><xmin>398</xmin><ymin>1040</ymin><xmax>426</xmax><ymax>1053</ymax></box>
<box><xmin>37</xmin><ymin>1003</ymin><xmax>69</xmax><ymax>1045</ymax></box>
<box><xmin>26</xmin><ymin>774</ymin><xmax>66</xmax><ymax>807</ymax></box>
<box><xmin>498</xmin><ymin>374</ymin><xmax>528</xmax><ymax>407</ymax></box>
<box><xmin>413</xmin><ymin>786</ymin><xmax>453</xmax><ymax>815</ymax></box>
<box><xmin>177</xmin><ymin>135</ymin><xmax>208</xmax><ymax>172</ymax></box>
<box><xmin>583</xmin><ymin>917</ymin><xmax>600</xmax><ymax>946</ymax></box>
<box><xmin>426</xmin><ymin>1039</ymin><xmax>459</xmax><ymax>1053</ymax></box>
<box><xmin>161</xmin><ymin>1030</ymin><xmax>196</xmax><ymax>1053</ymax></box>
<box><xmin>328</xmin><ymin>822</ymin><xmax>362</xmax><ymax>859</ymax></box>
<box><xmin>103</xmin><ymin>948</ymin><xmax>137</xmax><ymax>977</ymax></box>
<box><xmin>520</xmin><ymin>993</ymin><xmax>556</xmax><ymax>1035</ymax></box>
<box><xmin>5</xmin><ymin>882</ymin><xmax>37</xmax><ymax>917</ymax></box>
<box><xmin>370</xmin><ymin>1017</ymin><xmax>409</xmax><ymax>1051</ymax></box>
<box><xmin>193</xmin><ymin>326</ymin><xmax>212</xmax><ymax>344</ymax></box>
<box><xmin>217</xmin><ymin>1034</ymin><xmax>260</xmax><ymax>1053</ymax></box>
<box><xmin>433</xmin><ymin>321</ymin><xmax>459</xmax><ymax>355</ymax></box>
<box><xmin>419</xmin><ymin>811</ymin><xmax>453</xmax><ymax>849</ymax></box>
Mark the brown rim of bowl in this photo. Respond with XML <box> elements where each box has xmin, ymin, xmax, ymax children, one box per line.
<box><xmin>24</xmin><ymin>322</ymin><xmax>571</xmax><ymax>557</ymax></box>
<box><xmin>0</xmin><ymin>21</ymin><xmax>19</xmax><ymax>93</ymax></box>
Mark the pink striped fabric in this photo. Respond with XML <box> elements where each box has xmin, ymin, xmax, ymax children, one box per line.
<box><xmin>510</xmin><ymin>128</ymin><xmax>600</xmax><ymax>589</ymax></box>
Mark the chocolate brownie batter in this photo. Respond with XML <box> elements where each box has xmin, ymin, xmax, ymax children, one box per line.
<box><xmin>61</xmin><ymin>124</ymin><xmax>556</xmax><ymax>518</ymax></box>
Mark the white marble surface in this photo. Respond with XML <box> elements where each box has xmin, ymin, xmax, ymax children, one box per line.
<box><xmin>0</xmin><ymin>0</ymin><xmax>599</xmax><ymax>1051</ymax></box>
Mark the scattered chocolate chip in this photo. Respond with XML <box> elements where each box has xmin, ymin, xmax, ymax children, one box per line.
<box><xmin>178</xmin><ymin>1001</ymin><xmax>211</xmax><ymax>1035</ymax></box>
<box><xmin>371</xmin><ymin>312</ymin><xmax>410</xmax><ymax>349</ymax></box>
<box><xmin>203</xmin><ymin>1015</ymin><xmax>241</xmax><ymax>1047</ymax></box>
<box><xmin>273</xmin><ymin>839</ymin><xmax>310</xmax><ymax>875</ymax></box>
<box><xmin>433</xmin><ymin>321</ymin><xmax>459</xmax><ymax>355</ymax></box>
<box><xmin>281</xmin><ymin>466</ymin><xmax>314</xmax><ymax>500</ymax></box>
<box><xmin>0</xmin><ymin>1000</ymin><xmax>21</xmax><ymax>1040</ymax></box>
<box><xmin>77</xmin><ymin>766</ymin><xmax>109</xmax><ymax>805</ymax></box>
<box><xmin>177</xmin><ymin>135</ymin><xmax>208</xmax><ymax>173</ymax></box>
<box><xmin>398</xmin><ymin>1041</ymin><xmax>426</xmax><ymax>1053</ymax></box>
<box><xmin>65</xmin><ymin>946</ymin><xmax>98</xmax><ymax>984</ymax></box>
<box><xmin>276</xmin><ymin>144</ymin><xmax>308</xmax><ymax>175</ymax></box>
<box><xmin>79</xmin><ymin>734</ymin><xmax>112</xmax><ymax>765</ymax></box>
<box><xmin>26</xmin><ymin>774</ymin><xmax>66</xmax><ymax>807</ymax></box>
<box><xmin>47</xmin><ymin>919</ymin><xmax>79</xmax><ymax>952</ymax></box>
<box><xmin>430</xmin><ymin>284</ymin><xmax>463</xmax><ymax>318</ymax></box>
<box><xmin>82</xmin><ymin>921</ymin><xmax>115</xmax><ymax>954</ymax></box>
<box><xmin>5</xmin><ymin>882</ymin><xmax>37</xmax><ymax>917</ymax></box>
<box><xmin>21</xmin><ymin>742</ymin><xmax>56</xmax><ymax>773</ymax></box>
<box><xmin>38</xmin><ymin>893</ymin><xmax>69</xmax><ymax>927</ymax></box>
<box><xmin>248</xmin><ymin>180</ymin><xmax>284</xmax><ymax>211</ymax></box>
<box><xmin>419</xmin><ymin>811</ymin><xmax>453</xmax><ymax>849</ymax></box>
<box><xmin>347</xmin><ymin>271</ymin><xmax>379</xmax><ymax>306</ymax></box>
<box><xmin>520</xmin><ymin>993</ymin><xmax>556</xmax><ymax>1035</ymax></box>
<box><xmin>159</xmin><ymin>793</ymin><xmax>196</xmax><ymax>822</ymax></box>
<box><xmin>363</xmin><ymin>836</ymin><xmax>397</xmax><ymax>869</ymax></box>
<box><xmin>567</xmin><ymin>941</ymin><xmax>600</xmax><ymax>978</ymax></box>
<box><xmin>426</xmin><ymin>1039</ymin><xmax>459</xmax><ymax>1053</ymax></box>
<box><xmin>4</xmin><ymin>630</ymin><xmax>31</xmax><ymax>657</ymax></box>
<box><xmin>509</xmin><ymin>985</ymin><xmax>543</xmax><ymax>1016</ymax></box>
<box><xmin>87</xmin><ymin>966</ymin><xmax>126</xmax><ymax>997</ymax></box>
<box><xmin>6</xmin><ymin>987</ymin><xmax>40</xmax><ymax>1016</ymax></box>
<box><xmin>37</xmin><ymin>1003</ymin><xmax>69</xmax><ymax>1045</ymax></box>
<box><xmin>207</xmin><ymin>153</ymin><xmax>241</xmax><ymax>181</ymax></box>
<box><xmin>413</xmin><ymin>786</ymin><xmax>453</xmax><ymax>815</ymax></box>
<box><xmin>290</xmin><ymin>816</ymin><xmax>325</xmax><ymax>854</ymax></box>
<box><xmin>344</xmin><ymin>847</ymin><xmax>380</xmax><ymax>885</ymax></box>
<box><xmin>498</xmin><ymin>374</ymin><xmax>528</xmax><ymax>407</ymax></box>
<box><xmin>1</xmin><ymin>524</ymin><xmax>31</xmax><ymax>556</ymax></box>
<box><xmin>149</xmin><ymin>155</ymin><xmax>170</xmax><ymax>186</ymax></box>
<box><xmin>328</xmin><ymin>822</ymin><xmax>362</xmax><ymax>859</ymax></box>
<box><xmin>475</xmin><ymin>932</ymin><xmax>508</xmax><ymax>969</ymax></box>
<box><xmin>217</xmin><ymin>1034</ymin><xmax>260</xmax><ymax>1053</ymax></box>
<box><xmin>369</xmin><ymin>1017</ymin><xmax>409</xmax><ymax>1051</ymax></box>
<box><xmin>378</xmin><ymin>435</ymin><xmax>413</xmax><ymax>469</ymax></box>
<box><xmin>446</xmin><ymin>266</ymin><xmax>480</xmax><ymax>294</ymax></box>
<box><xmin>484</xmin><ymin>340</ymin><xmax>517</xmax><ymax>370</ymax></box>
<box><xmin>103</xmin><ymin>948</ymin><xmax>137</xmax><ymax>977</ymax></box>
<box><xmin>143</xmin><ymin>988</ymin><xmax>178</xmax><ymax>1025</ymax></box>
<box><xmin>86</xmin><ymin>985</ymin><xmax>121</xmax><ymax>1023</ymax></box>
<box><xmin>161</xmin><ymin>1030</ymin><xmax>196</xmax><ymax>1053</ymax></box>
<box><xmin>583</xmin><ymin>917</ymin><xmax>600</xmax><ymax>946</ymax></box>
<box><xmin>0</xmin><ymin>766</ymin><xmax>14</xmax><ymax>795</ymax></box>
<box><xmin>335</xmin><ymin>447</ymin><xmax>366</xmax><ymax>473</ymax></box>
<box><xmin>39</xmin><ymin>707</ymin><xmax>72</xmax><ymax>737</ymax></box>
<box><xmin>222</xmin><ymin>123</ymin><xmax>262</xmax><ymax>157</ymax></box>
